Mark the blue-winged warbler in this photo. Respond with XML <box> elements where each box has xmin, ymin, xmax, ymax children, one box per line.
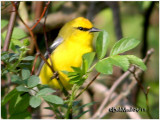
<box><xmin>38</xmin><ymin>17</ymin><xmax>101</xmax><ymax>90</ymax></box>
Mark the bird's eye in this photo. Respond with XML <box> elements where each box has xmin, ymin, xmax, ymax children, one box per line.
<box><xmin>78</xmin><ymin>27</ymin><xmax>84</xmax><ymax>30</ymax></box>
<box><xmin>77</xmin><ymin>27</ymin><xmax>90</xmax><ymax>31</ymax></box>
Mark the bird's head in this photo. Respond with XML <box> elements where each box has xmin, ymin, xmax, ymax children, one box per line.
<box><xmin>59</xmin><ymin>17</ymin><xmax>101</xmax><ymax>40</ymax></box>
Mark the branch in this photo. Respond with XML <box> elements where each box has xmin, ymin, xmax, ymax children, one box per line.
<box><xmin>123</xmin><ymin>100</ymin><xmax>142</xmax><ymax>119</ymax></box>
<box><xmin>43</xmin><ymin>3</ymin><xmax>53</xmax><ymax>68</ymax></box>
<box><xmin>92</xmin><ymin>68</ymin><xmax>133</xmax><ymax>118</ymax></box>
<box><xmin>3</xmin><ymin>2</ymin><xmax>19</xmax><ymax>51</ymax></box>
<box><xmin>31</xmin><ymin>53</ymin><xmax>40</xmax><ymax>75</ymax></box>
<box><xmin>92</xmin><ymin>48</ymin><xmax>154</xmax><ymax>119</ymax></box>
<box><xmin>141</xmin><ymin>2</ymin><xmax>155</xmax><ymax>58</ymax></box>
<box><xmin>90</xmin><ymin>82</ymin><xmax>141</xmax><ymax>119</ymax></box>
<box><xmin>99</xmin><ymin>79</ymin><xmax>137</xmax><ymax>119</ymax></box>
<box><xmin>75</xmin><ymin>72</ymin><xmax>100</xmax><ymax>99</ymax></box>
<box><xmin>107</xmin><ymin>1</ymin><xmax>123</xmax><ymax>40</ymax></box>
<box><xmin>11</xmin><ymin>2</ymin><xmax>54</xmax><ymax>74</ymax></box>
<box><xmin>31</xmin><ymin>1</ymin><xmax>50</xmax><ymax>31</ymax></box>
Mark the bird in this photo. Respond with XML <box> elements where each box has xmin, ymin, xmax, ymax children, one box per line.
<box><xmin>38</xmin><ymin>17</ymin><xmax>101</xmax><ymax>90</ymax></box>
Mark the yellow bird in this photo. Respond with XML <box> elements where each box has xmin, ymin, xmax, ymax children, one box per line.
<box><xmin>38</xmin><ymin>17</ymin><xmax>101</xmax><ymax>90</ymax></box>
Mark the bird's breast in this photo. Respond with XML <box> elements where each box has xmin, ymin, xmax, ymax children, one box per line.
<box><xmin>51</xmin><ymin>40</ymin><xmax>93</xmax><ymax>72</ymax></box>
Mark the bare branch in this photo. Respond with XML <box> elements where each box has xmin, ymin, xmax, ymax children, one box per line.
<box><xmin>31</xmin><ymin>1</ymin><xmax>51</xmax><ymax>31</ymax></box>
<box><xmin>75</xmin><ymin>72</ymin><xmax>100</xmax><ymax>99</ymax></box>
<box><xmin>99</xmin><ymin>79</ymin><xmax>137</xmax><ymax>118</ymax></box>
<box><xmin>123</xmin><ymin>102</ymin><xmax>142</xmax><ymax>119</ymax></box>
<box><xmin>92</xmin><ymin>68</ymin><xmax>133</xmax><ymax>118</ymax></box>
<box><xmin>31</xmin><ymin>53</ymin><xmax>40</xmax><ymax>75</ymax></box>
<box><xmin>3</xmin><ymin>2</ymin><xmax>19</xmax><ymax>51</ymax></box>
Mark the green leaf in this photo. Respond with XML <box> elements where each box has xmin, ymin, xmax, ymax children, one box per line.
<box><xmin>69</xmin><ymin>76</ymin><xmax>82</xmax><ymax>84</ymax></box>
<box><xmin>29</xmin><ymin>96</ymin><xmax>41</xmax><ymax>108</ymax></box>
<box><xmin>73</xmin><ymin>100</ymin><xmax>81</xmax><ymax>107</ymax></box>
<box><xmin>74</xmin><ymin>102</ymin><xmax>96</xmax><ymax>111</ymax></box>
<box><xmin>22</xmin><ymin>69</ymin><xmax>30</xmax><ymax>80</ymax></box>
<box><xmin>1</xmin><ymin>105</ymin><xmax>7</xmax><ymax>119</ymax></box>
<box><xmin>37</xmin><ymin>88</ymin><xmax>56</xmax><ymax>96</ymax></box>
<box><xmin>82</xmin><ymin>52</ymin><xmax>95</xmax><ymax>68</ymax></box>
<box><xmin>96</xmin><ymin>31</ymin><xmax>109</xmax><ymax>59</ymax></box>
<box><xmin>16</xmin><ymin>85</ymin><xmax>29</xmax><ymax>92</ymax></box>
<box><xmin>12</xmin><ymin>27</ymin><xmax>27</xmax><ymax>39</ymax></box>
<box><xmin>1</xmin><ymin>89</ymin><xmax>18</xmax><ymax>106</ymax></box>
<box><xmin>23</xmin><ymin>38</ymin><xmax>30</xmax><ymax>46</ymax></box>
<box><xmin>9</xmin><ymin>93</ymin><xmax>30</xmax><ymax>115</ymax></box>
<box><xmin>62</xmin><ymin>70</ymin><xmax>69</xmax><ymax>75</ymax></box>
<box><xmin>27</xmin><ymin>75</ymin><xmax>40</xmax><ymax>88</ymax></box>
<box><xmin>9</xmin><ymin>55</ymin><xmax>19</xmax><ymax>62</ymax></box>
<box><xmin>11</xmin><ymin>38</ymin><xmax>23</xmax><ymax>47</ymax></box>
<box><xmin>22</xmin><ymin>56</ymin><xmax>35</xmax><ymax>61</ymax></box>
<box><xmin>44</xmin><ymin>107</ymin><xmax>53</xmax><ymax>110</ymax></box>
<box><xmin>68</xmin><ymin>72</ymin><xmax>78</xmax><ymax>77</ymax></box>
<box><xmin>42</xmin><ymin>95</ymin><xmax>63</xmax><ymax>105</ymax></box>
<box><xmin>1</xmin><ymin>51</ymin><xmax>8</xmax><ymax>56</ymax></box>
<box><xmin>11</xmin><ymin>75</ymin><xmax>21</xmax><ymax>83</ymax></box>
<box><xmin>74</xmin><ymin>110</ymin><xmax>90</xmax><ymax>119</ymax></box>
<box><xmin>110</xmin><ymin>55</ymin><xmax>130</xmax><ymax>71</ymax></box>
<box><xmin>1</xmin><ymin>19</ymin><xmax>8</xmax><ymax>29</ymax></box>
<box><xmin>2</xmin><ymin>70</ymin><xmax>9</xmax><ymax>75</ymax></box>
<box><xmin>9</xmin><ymin>111</ymin><xmax>31</xmax><ymax>119</ymax></box>
<box><xmin>81</xmin><ymin>52</ymin><xmax>95</xmax><ymax>74</ymax></box>
<box><xmin>95</xmin><ymin>58</ymin><xmax>113</xmax><ymax>74</ymax></box>
<box><xmin>11</xmin><ymin>75</ymin><xmax>26</xmax><ymax>85</ymax></box>
<box><xmin>71</xmin><ymin>67</ymin><xmax>82</xmax><ymax>73</ymax></box>
<box><xmin>82</xmin><ymin>59</ymin><xmax>88</xmax><ymax>74</ymax></box>
<box><xmin>125</xmin><ymin>55</ymin><xmax>147</xmax><ymax>71</ymax></box>
<box><xmin>1</xmin><ymin>53</ymin><xmax>9</xmax><ymax>61</ymax></box>
<box><xmin>19</xmin><ymin>63</ymin><xmax>32</xmax><ymax>68</ymax></box>
<box><xmin>110</xmin><ymin>38</ymin><xmax>140</xmax><ymax>56</ymax></box>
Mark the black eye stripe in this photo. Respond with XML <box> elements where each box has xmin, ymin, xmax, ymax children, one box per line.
<box><xmin>77</xmin><ymin>27</ymin><xmax>90</xmax><ymax>31</ymax></box>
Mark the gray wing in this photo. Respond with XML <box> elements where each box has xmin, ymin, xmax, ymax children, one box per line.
<box><xmin>36</xmin><ymin>37</ymin><xmax>63</xmax><ymax>75</ymax></box>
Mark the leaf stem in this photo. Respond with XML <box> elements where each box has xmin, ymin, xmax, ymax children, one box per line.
<box><xmin>75</xmin><ymin>72</ymin><xmax>100</xmax><ymax>99</ymax></box>
<box><xmin>65</xmin><ymin>85</ymin><xmax>80</xmax><ymax>119</ymax></box>
<box><xmin>48</xmin><ymin>103</ymin><xmax>61</xmax><ymax>119</ymax></box>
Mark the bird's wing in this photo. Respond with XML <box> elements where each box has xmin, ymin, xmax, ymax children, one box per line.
<box><xmin>36</xmin><ymin>37</ymin><xmax>63</xmax><ymax>75</ymax></box>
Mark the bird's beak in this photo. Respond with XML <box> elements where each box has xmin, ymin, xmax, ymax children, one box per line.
<box><xmin>89</xmin><ymin>27</ymin><xmax>101</xmax><ymax>32</ymax></box>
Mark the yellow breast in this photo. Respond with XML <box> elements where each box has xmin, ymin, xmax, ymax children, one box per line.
<box><xmin>39</xmin><ymin>33</ymin><xmax>93</xmax><ymax>90</ymax></box>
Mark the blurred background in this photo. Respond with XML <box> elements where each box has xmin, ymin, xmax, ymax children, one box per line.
<box><xmin>1</xmin><ymin>1</ymin><xmax>159</xmax><ymax>119</ymax></box>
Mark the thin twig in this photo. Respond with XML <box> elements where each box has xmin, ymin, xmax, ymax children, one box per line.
<box><xmin>129</xmin><ymin>69</ymin><xmax>152</xmax><ymax>118</ymax></box>
<box><xmin>128</xmin><ymin>69</ymin><xmax>146</xmax><ymax>94</ymax></box>
<box><xmin>3</xmin><ymin>2</ymin><xmax>19</xmax><ymax>51</ymax></box>
<box><xmin>31</xmin><ymin>53</ymin><xmax>40</xmax><ymax>75</ymax></box>
<box><xmin>99</xmin><ymin>79</ymin><xmax>137</xmax><ymax>119</ymax></box>
<box><xmin>92</xmin><ymin>68</ymin><xmax>133</xmax><ymax>118</ymax></box>
<box><xmin>43</xmin><ymin>3</ymin><xmax>53</xmax><ymax>68</ymax></box>
<box><xmin>123</xmin><ymin>101</ymin><xmax>142</xmax><ymax>119</ymax></box>
<box><xmin>75</xmin><ymin>72</ymin><xmax>100</xmax><ymax>99</ymax></box>
<box><xmin>31</xmin><ymin>1</ymin><xmax>51</xmax><ymax>31</ymax></box>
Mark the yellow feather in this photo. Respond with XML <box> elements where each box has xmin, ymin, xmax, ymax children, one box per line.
<box><xmin>39</xmin><ymin>17</ymin><xmax>97</xmax><ymax>90</ymax></box>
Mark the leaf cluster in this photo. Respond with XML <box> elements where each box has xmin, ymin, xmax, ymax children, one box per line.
<box><xmin>64</xmin><ymin>30</ymin><xmax>146</xmax><ymax>87</ymax></box>
<box><xmin>1</xmin><ymin>19</ymin><xmax>29</xmax><ymax>48</ymax></box>
<box><xmin>2</xmin><ymin>68</ymin><xmax>64</xmax><ymax>119</ymax></box>
<box><xmin>1</xmin><ymin>36</ymin><xmax>63</xmax><ymax>119</ymax></box>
